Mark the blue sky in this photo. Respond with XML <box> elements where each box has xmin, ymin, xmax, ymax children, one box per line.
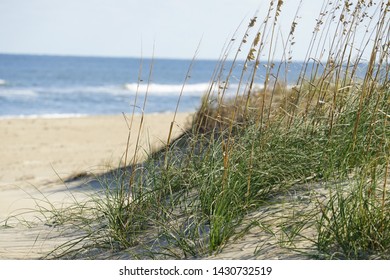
<box><xmin>0</xmin><ymin>0</ymin><xmax>372</xmax><ymax>60</ymax></box>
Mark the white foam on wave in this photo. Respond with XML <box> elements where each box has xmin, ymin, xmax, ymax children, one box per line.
<box><xmin>124</xmin><ymin>83</ymin><xmax>211</xmax><ymax>96</ymax></box>
<box><xmin>0</xmin><ymin>79</ymin><xmax>6</xmax><ymax>86</ymax></box>
<box><xmin>123</xmin><ymin>82</ymin><xmax>272</xmax><ymax>98</ymax></box>
<box><xmin>0</xmin><ymin>82</ymin><xmax>278</xmax><ymax>104</ymax></box>
<box><xmin>0</xmin><ymin>88</ymin><xmax>38</xmax><ymax>98</ymax></box>
<box><xmin>47</xmin><ymin>85</ymin><xmax>127</xmax><ymax>95</ymax></box>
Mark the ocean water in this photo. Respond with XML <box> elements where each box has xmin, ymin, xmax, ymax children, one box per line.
<box><xmin>0</xmin><ymin>54</ymin><xmax>305</xmax><ymax>118</ymax></box>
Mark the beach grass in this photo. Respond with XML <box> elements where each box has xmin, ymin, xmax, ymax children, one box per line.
<box><xmin>6</xmin><ymin>0</ymin><xmax>389</xmax><ymax>259</ymax></box>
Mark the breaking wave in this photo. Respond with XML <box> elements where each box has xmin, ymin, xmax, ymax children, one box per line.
<box><xmin>0</xmin><ymin>88</ymin><xmax>38</xmax><ymax>98</ymax></box>
<box><xmin>123</xmin><ymin>83</ymin><xmax>211</xmax><ymax>96</ymax></box>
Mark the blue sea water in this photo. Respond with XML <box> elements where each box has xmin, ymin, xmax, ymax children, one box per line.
<box><xmin>0</xmin><ymin>54</ymin><xmax>305</xmax><ymax>118</ymax></box>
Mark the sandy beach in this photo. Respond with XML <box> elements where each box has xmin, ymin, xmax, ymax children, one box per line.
<box><xmin>0</xmin><ymin>113</ymin><xmax>191</xmax><ymax>189</ymax></box>
<box><xmin>0</xmin><ymin>113</ymin><xmax>191</xmax><ymax>258</ymax></box>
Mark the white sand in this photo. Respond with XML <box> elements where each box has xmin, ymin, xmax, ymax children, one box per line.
<box><xmin>0</xmin><ymin>113</ymin><xmax>191</xmax><ymax>189</ymax></box>
<box><xmin>0</xmin><ymin>113</ymin><xmax>191</xmax><ymax>259</ymax></box>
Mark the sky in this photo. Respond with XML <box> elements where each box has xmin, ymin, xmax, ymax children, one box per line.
<box><xmin>0</xmin><ymin>0</ymin><xmax>376</xmax><ymax>60</ymax></box>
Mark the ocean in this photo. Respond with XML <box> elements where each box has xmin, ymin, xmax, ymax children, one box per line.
<box><xmin>0</xmin><ymin>54</ymin><xmax>306</xmax><ymax>118</ymax></box>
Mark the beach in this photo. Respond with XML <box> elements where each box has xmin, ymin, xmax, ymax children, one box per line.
<box><xmin>0</xmin><ymin>113</ymin><xmax>190</xmax><ymax>228</ymax></box>
<box><xmin>0</xmin><ymin>0</ymin><xmax>388</xmax><ymax>267</ymax></box>
<box><xmin>0</xmin><ymin>113</ymin><xmax>190</xmax><ymax>188</ymax></box>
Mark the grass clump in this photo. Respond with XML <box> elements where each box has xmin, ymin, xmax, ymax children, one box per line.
<box><xmin>317</xmin><ymin>166</ymin><xmax>390</xmax><ymax>259</ymax></box>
